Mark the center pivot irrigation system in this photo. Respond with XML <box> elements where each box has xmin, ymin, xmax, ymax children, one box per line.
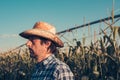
<box><xmin>57</xmin><ymin>14</ymin><xmax>120</xmax><ymax>35</ymax></box>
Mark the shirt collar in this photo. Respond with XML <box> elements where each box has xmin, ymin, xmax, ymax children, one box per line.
<box><xmin>36</xmin><ymin>54</ymin><xmax>55</xmax><ymax>68</ymax></box>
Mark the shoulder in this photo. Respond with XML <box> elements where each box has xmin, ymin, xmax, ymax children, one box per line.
<box><xmin>52</xmin><ymin>58</ymin><xmax>74</xmax><ymax>79</ymax></box>
<box><xmin>52</xmin><ymin>57</ymin><xmax>69</xmax><ymax>69</ymax></box>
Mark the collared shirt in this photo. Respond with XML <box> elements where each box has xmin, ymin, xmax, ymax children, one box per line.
<box><xmin>31</xmin><ymin>54</ymin><xmax>74</xmax><ymax>80</ymax></box>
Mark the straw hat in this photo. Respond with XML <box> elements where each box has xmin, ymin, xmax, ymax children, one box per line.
<box><xmin>19</xmin><ymin>21</ymin><xmax>64</xmax><ymax>47</ymax></box>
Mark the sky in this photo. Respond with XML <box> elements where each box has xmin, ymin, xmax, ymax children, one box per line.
<box><xmin>0</xmin><ymin>0</ymin><xmax>120</xmax><ymax>52</ymax></box>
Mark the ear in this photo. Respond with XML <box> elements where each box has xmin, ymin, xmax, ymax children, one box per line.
<box><xmin>45</xmin><ymin>40</ymin><xmax>52</xmax><ymax>48</ymax></box>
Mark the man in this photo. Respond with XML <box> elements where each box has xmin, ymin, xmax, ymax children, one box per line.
<box><xmin>19</xmin><ymin>21</ymin><xmax>74</xmax><ymax>80</ymax></box>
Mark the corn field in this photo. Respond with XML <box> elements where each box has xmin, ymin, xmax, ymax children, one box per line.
<box><xmin>0</xmin><ymin>27</ymin><xmax>120</xmax><ymax>80</ymax></box>
<box><xmin>0</xmin><ymin>46</ymin><xmax>36</xmax><ymax>80</ymax></box>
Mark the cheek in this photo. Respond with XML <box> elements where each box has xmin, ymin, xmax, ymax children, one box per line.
<box><xmin>32</xmin><ymin>46</ymin><xmax>39</xmax><ymax>54</ymax></box>
<box><xmin>32</xmin><ymin>44</ymin><xmax>42</xmax><ymax>54</ymax></box>
<box><xmin>36</xmin><ymin>45</ymin><xmax>46</xmax><ymax>55</ymax></box>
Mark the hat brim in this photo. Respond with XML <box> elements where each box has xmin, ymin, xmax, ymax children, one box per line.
<box><xmin>19</xmin><ymin>29</ymin><xmax>64</xmax><ymax>47</ymax></box>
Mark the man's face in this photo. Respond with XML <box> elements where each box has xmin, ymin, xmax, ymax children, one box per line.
<box><xmin>26</xmin><ymin>36</ymin><xmax>46</xmax><ymax>60</ymax></box>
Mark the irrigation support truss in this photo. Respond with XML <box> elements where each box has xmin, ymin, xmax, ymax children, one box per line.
<box><xmin>57</xmin><ymin>14</ymin><xmax>120</xmax><ymax>35</ymax></box>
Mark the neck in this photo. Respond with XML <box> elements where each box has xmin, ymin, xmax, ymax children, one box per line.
<box><xmin>37</xmin><ymin>53</ymin><xmax>52</xmax><ymax>62</ymax></box>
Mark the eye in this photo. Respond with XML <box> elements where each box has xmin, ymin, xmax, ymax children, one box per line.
<box><xmin>29</xmin><ymin>38</ymin><xmax>35</xmax><ymax>44</ymax></box>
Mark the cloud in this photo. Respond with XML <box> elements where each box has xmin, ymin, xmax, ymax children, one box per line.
<box><xmin>0</xmin><ymin>34</ymin><xmax>19</xmax><ymax>38</ymax></box>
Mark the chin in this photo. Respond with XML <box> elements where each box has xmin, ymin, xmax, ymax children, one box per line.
<box><xmin>29</xmin><ymin>48</ymin><xmax>36</xmax><ymax>58</ymax></box>
<box><xmin>30</xmin><ymin>53</ymin><xmax>36</xmax><ymax>58</ymax></box>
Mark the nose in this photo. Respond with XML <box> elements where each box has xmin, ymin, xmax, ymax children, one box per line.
<box><xmin>26</xmin><ymin>40</ymin><xmax>31</xmax><ymax>47</ymax></box>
